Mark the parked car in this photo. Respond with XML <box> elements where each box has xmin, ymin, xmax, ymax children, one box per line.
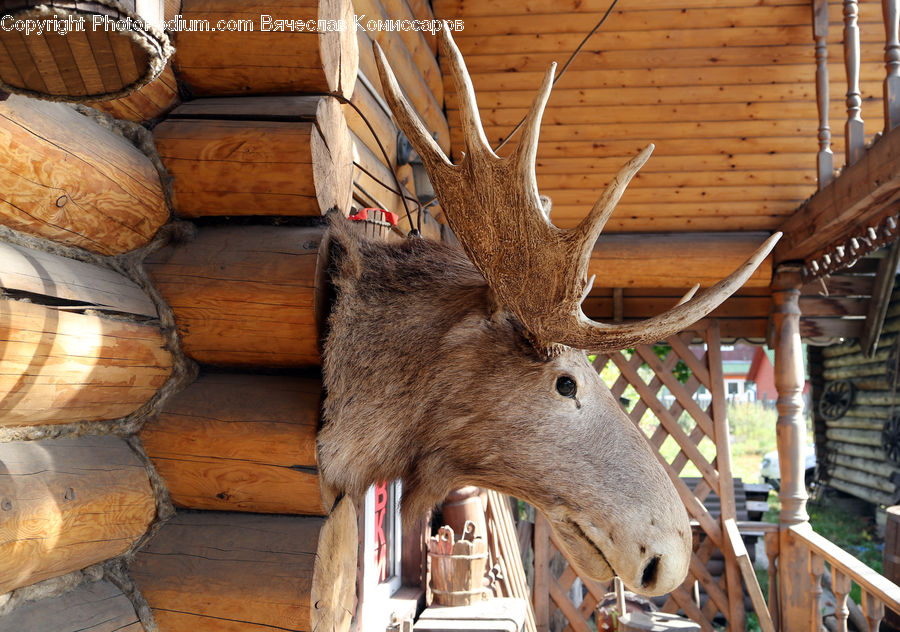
<box><xmin>759</xmin><ymin>444</ymin><xmax>816</xmax><ymax>490</ymax></box>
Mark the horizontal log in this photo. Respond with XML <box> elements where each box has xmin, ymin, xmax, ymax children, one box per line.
<box><xmin>829</xmin><ymin>441</ymin><xmax>889</xmax><ymax>462</ymax></box>
<box><xmin>145</xmin><ymin>226</ymin><xmax>325</xmax><ymax>368</ymax></box>
<box><xmin>0</xmin><ymin>580</ymin><xmax>141</xmax><ymax>631</ymax></box>
<box><xmin>825</xmin><ymin>417</ymin><xmax>885</xmax><ymax>431</ymax></box>
<box><xmin>830</xmin><ymin>465</ymin><xmax>897</xmax><ymax>495</ymax></box>
<box><xmin>826</xmin><ymin>428</ymin><xmax>883</xmax><ymax>447</ymax></box>
<box><xmin>823</xmin><ymin>333</ymin><xmax>897</xmax><ymax>359</ymax></box>
<box><xmin>827</xmin><ymin>477</ymin><xmax>898</xmax><ymax>507</ymax></box>
<box><xmin>587</xmin><ymin>233</ymin><xmax>772</xmax><ymax>289</ymax></box>
<box><xmin>832</xmin><ymin>454</ymin><xmax>900</xmax><ymax>480</ymax></box>
<box><xmin>173</xmin><ymin>0</ymin><xmax>357</xmax><ymax>98</ymax></box>
<box><xmin>846</xmin><ymin>406</ymin><xmax>895</xmax><ymax>420</ymax></box>
<box><xmin>131</xmin><ymin>502</ymin><xmax>357</xmax><ymax>632</ymax></box>
<box><xmin>857</xmin><ymin>392</ymin><xmax>900</xmax><ymax>406</ymax></box>
<box><xmin>0</xmin><ymin>95</ymin><xmax>168</xmax><ymax>255</ymax></box>
<box><xmin>823</xmin><ymin>346</ymin><xmax>894</xmax><ymax>368</ymax></box>
<box><xmin>381</xmin><ymin>0</ymin><xmax>441</xmax><ymax>97</ymax></box>
<box><xmin>0</xmin><ymin>436</ymin><xmax>156</xmax><ymax>594</ymax></box>
<box><xmin>0</xmin><ymin>1</ymin><xmax>167</xmax><ymax>101</ymax></box>
<box><xmin>141</xmin><ymin>373</ymin><xmax>324</xmax><ymax>515</ymax></box>
<box><xmin>584</xmin><ymin>295</ymin><xmax>770</xmax><ymax>320</ymax></box>
<box><xmin>346</xmin><ymin>73</ymin><xmax>398</xmax><ymax>167</ymax></box>
<box><xmin>823</xmin><ymin>363</ymin><xmax>888</xmax><ymax>381</ymax></box>
<box><xmin>0</xmin><ymin>241</ymin><xmax>157</xmax><ymax>318</ymax></box>
<box><xmin>87</xmin><ymin>64</ymin><xmax>180</xmax><ymax>124</ymax></box>
<box><xmin>0</xmin><ymin>299</ymin><xmax>173</xmax><ymax>427</ymax></box>
<box><xmin>154</xmin><ymin>96</ymin><xmax>352</xmax><ymax>217</ymax></box>
<box><xmin>776</xmin><ymin>123</ymin><xmax>900</xmax><ymax>264</ymax></box>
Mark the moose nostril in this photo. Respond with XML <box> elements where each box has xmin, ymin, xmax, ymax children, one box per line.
<box><xmin>641</xmin><ymin>555</ymin><xmax>661</xmax><ymax>588</ymax></box>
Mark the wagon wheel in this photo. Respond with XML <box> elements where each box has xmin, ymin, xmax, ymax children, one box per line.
<box><xmin>884</xmin><ymin>415</ymin><xmax>900</xmax><ymax>465</ymax></box>
<box><xmin>818</xmin><ymin>380</ymin><xmax>855</xmax><ymax>421</ymax></box>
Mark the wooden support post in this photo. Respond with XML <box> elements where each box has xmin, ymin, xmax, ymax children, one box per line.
<box><xmin>0</xmin><ymin>95</ymin><xmax>168</xmax><ymax>255</ymax></box>
<box><xmin>145</xmin><ymin>225</ymin><xmax>327</xmax><ymax>368</ymax></box>
<box><xmin>154</xmin><ymin>96</ymin><xmax>353</xmax><ymax>217</ymax></box>
<box><xmin>844</xmin><ymin>0</ymin><xmax>866</xmax><ymax>165</ymax></box>
<box><xmin>813</xmin><ymin>0</ymin><xmax>834</xmax><ymax>188</ymax></box>
<box><xmin>0</xmin><ymin>579</ymin><xmax>142</xmax><ymax>631</ymax></box>
<box><xmin>885</xmin><ymin>0</ymin><xmax>900</xmax><ymax>131</ymax></box>
<box><xmin>173</xmin><ymin>0</ymin><xmax>357</xmax><ymax>98</ymax></box>
<box><xmin>0</xmin><ymin>436</ymin><xmax>156</xmax><ymax>594</ymax></box>
<box><xmin>772</xmin><ymin>264</ymin><xmax>812</xmax><ymax>631</ymax></box>
<box><xmin>130</xmin><ymin>503</ymin><xmax>357</xmax><ymax>632</ymax></box>
<box><xmin>533</xmin><ymin>512</ymin><xmax>551</xmax><ymax>632</ymax></box>
<box><xmin>140</xmin><ymin>373</ymin><xmax>325</xmax><ymax>515</ymax></box>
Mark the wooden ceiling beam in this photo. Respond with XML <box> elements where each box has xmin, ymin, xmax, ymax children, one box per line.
<box><xmin>589</xmin><ymin>232</ymin><xmax>773</xmax><ymax>289</ymax></box>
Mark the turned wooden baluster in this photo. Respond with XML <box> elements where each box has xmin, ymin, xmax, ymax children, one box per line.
<box><xmin>813</xmin><ymin>0</ymin><xmax>834</xmax><ymax>188</ymax></box>
<box><xmin>809</xmin><ymin>552</ymin><xmax>826</xmax><ymax>632</ymax></box>
<box><xmin>844</xmin><ymin>0</ymin><xmax>866</xmax><ymax>164</ymax></box>
<box><xmin>765</xmin><ymin>530</ymin><xmax>781</xmax><ymax>628</ymax></box>
<box><xmin>831</xmin><ymin>568</ymin><xmax>852</xmax><ymax>632</ymax></box>
<box><xmin>885</xmin><ymin>0</ymin><xmax>900</xmax><ymax>129</ymax></box>
<box><xmin>861</xmin><ymin>591</ymin><xmax>885</xmax><ymax>632</ymax></box>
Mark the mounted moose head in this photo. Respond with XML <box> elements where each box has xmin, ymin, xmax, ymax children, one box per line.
<box><xmin>317</xmin><ymin>26</ymin><xmax>780</xmax><ymax>596</ymax></box>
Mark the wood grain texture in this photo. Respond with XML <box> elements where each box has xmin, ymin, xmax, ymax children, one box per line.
<box><xmin>173</xmin><ymin>0</ymin><xmax>357</xmax><ymax>98</ymax></box>
<box><xmin>144</xmin><ymin>226</ymin><xmax>325</xmax><ymax>367</ymax></box>
<box><xmin>357</xmin><ymin>27</ymin><xmax>450</xmax><ymax>153</ymax></box>
<box><xmin>588</xmin><ymin>233</ymin><xmax>772</xmax><ymax>289</ymax></box>
<box><xmin>0</xmin><ymin>436</ymin><xmax>156</xmax><ymax>595</ymax></box>
<box><xmin>0</xmin><ymin>299</ymin><xmax>172</xmax><ymax>427</ymax></box>
<box><xmin>0</xmin><ymin>95</ymin><xmax>168</xmax><ymax>254</ymax></box>
<box><xmin>427</xmin><ymin>0</ymin><xmax>888</xmax><ymax>234</ymax></box>
<box><xmin>154</xmin><ymin>96</ymin><xmax>352</xmax><ymax>217</ymax></box>
<box><xmin>141</xmin><ymin>373</ymin><xmax>325</xmax><ymax>515</ymax></box>
<box><xmin>0</xmin><ymin>579</ymin><xmax>141</xmax><ymax>632</ymax></box>
<box><xmin>0</xmin><ymin>241</ymin><xmax>157</xmax><ymax>318</ymax></box>
<box><xmin>131</xmin><ymin>510</ymin><xmax>353</xmax><ymax>632</ymax></box>
<box><xmin>88</xmin><ymin>64</ymin><xmax>181</xmax><ymax>124</ymax></box>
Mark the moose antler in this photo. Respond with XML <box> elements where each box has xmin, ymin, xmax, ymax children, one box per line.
<box><xmin>373</xmin><ymin>25</ymin><xmax>780</xmax><ymax>354</ymax></box>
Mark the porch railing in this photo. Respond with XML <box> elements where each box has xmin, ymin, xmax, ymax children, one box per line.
<box><xmin>772</xmin><ymin>524</ymin><xmax>900</xmax><ymax>631</ymax></box>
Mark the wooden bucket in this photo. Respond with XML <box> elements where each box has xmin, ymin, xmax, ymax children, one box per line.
<box><xmin>0</xmin><ymin>1</ymin><xmax>172</xmax><ymax>101</ymax></box>
<box><xmin>884</xmin><ymin>506</ymin><xmax>900</xmax><ymax>628</ymax></box>
<box><xmin>429</xmin><ymin>549</ymin><xmax>489</xmax><ymax>606</ymax></box>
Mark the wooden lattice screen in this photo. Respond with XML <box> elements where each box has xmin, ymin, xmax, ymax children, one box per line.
<box><xmin>534</xmin><ymin>321</ymin><xmax>746</xmax><ymax>632</ymax></box>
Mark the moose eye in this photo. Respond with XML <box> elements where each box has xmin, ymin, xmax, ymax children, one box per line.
<box><xmin>555</xmin><ymin>376</ymin><xmax>577</xmax><ymax>398</ymax></box>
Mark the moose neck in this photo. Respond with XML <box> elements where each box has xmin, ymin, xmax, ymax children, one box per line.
<box><xmin>319</xmin><ymin>223</ymin><xmax>507</xmax><ymax>518</ymax></box>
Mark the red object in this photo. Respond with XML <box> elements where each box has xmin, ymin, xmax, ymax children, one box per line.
<box><xmin>349</xmin><ymin>207</ymin><xmax>399</xmax><ymax>226</ymax></box>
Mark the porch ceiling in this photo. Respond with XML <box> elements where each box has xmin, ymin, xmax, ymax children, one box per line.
<box><xmin>432</xmin><ymin>0</ymin><xmax>886</xmax><ymax>234</ymax></box>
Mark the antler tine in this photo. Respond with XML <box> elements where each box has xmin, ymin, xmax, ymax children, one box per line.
<box><xmin>438</xmin><ymin>23</ymin><xmax>496</xmax><ymax>159</ymax></box>
<box><xmin>372</xmin><ymin>41</ymin><xmax>452</xmax><ymax>174</ymax></box>
<box><xmin>573</xmin><ymin>144</ymin><xmax>654</xmax><ymax>247</ymax></box>
<box><xmin>511</xmin><ymin>62</ymin><xmax>557</xmax><ymax>216</ymax></box>
<box><xmin>570</xmin><ymin>232</ymin><xmax>783</xmax><ymax>353</ymax></box>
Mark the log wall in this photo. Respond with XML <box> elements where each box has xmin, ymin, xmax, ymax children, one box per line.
<box><xmin>814</xmin><ymin>287</ymin><xmax>900</xmax><ymax>506</ymax></box>
<box><xmin>0</xmin><ymin>580</ymin><xmax>142</xmax><ymax>632</ymax></box>
<box><xmin>140</xmin><ymin>373</ymin><xmax>324</xmax><ymax>515</ymax></box>
<box><xmin>0</xmin><ymin>436</ymin><xmax>157</xmax><ymax>595</ymax></box>
<box><xmin>145</xmin><ymin>225</ymin><xmax>326</xmax><ymax>368</ymax></box>
<box><xmin>154</xmin><ymin>96</ymin><xmax>353</xmax><ymax>217</ymax></box>
<box><xmin>88</xmin><ymin>64</ymin><xmax>181</xmax><ymax>124</ymax></box>
<box><xmin>130</xmin><ymin>501</ymin><xmax>357</xmax><ymax>632</ymax></box>
<box><xmin>0</xmin><ymin>95</ymin><xmax>169</xmax><ymax>255</ymax></box>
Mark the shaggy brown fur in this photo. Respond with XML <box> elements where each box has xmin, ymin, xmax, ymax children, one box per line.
<box><xmin>318</xmin><ymin>217</ymin><xmax>691</xmax><ymax>596</ymax></box>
